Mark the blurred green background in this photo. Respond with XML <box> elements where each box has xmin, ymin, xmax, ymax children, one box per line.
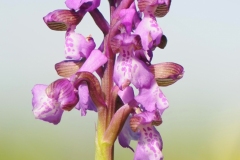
<box><xmin>1</xmin><ymin>0</ymin><xmax>240</xmax><ymax>159</ymax></box>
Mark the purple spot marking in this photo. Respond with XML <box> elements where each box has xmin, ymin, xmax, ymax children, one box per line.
<box><xmin>162</xmin><ymin>98</ymin><xmax>167</xmax><ymax>102</ymax></box>
<box><xmin>149</xmin><ymin>133</ymin><xmax>152</xmax><ymax>138</ymax></box>
<box><xmin>147</xmin><ymin>127</ymin><xmax>152</xmax><ymax>131</ymax></box>
<box><xmin>159</xmin><ymin>93</ymin><xmax>163</xmax><ymax>98</ymax></box>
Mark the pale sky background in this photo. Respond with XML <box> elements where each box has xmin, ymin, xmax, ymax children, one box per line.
<box><xmin>0</xmin><ymin>0</ymin><xmax>240</xmax><ymax>160</ymax></box>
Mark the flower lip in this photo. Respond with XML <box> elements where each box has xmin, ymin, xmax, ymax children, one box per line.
<box><xmin>32</xmin><ymin>84</ymin><xmax>64</xmax><ymax>125</ymax></box>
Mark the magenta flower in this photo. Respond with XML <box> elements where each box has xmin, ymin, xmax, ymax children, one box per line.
<box><xmin>132</xmin><ymin>112</ymin><xmax>163</xmax><ymax>160</ymax></box>
<box><xmin>111</xmin><ymin>33</ymin><xmax>154</xmax><ymax>89</ymax></box>
<box><xmin>134</xmin><ymin>0</ymin><xmax>165</xmax><ymax>50</ymax></box>
<box><xmin>135</xmin><ymin>79</ymin><xmax>169</xmax><ymax>113</ymax></box>
<box><xmin>117</xmin><ymin>85</ymin><xmax>164</xmax><ymax>158</ymax></box>
<box><xmin>32</xmin><ymin>79</ymin><xmax>78</xmax><ymax>125</ymax></box>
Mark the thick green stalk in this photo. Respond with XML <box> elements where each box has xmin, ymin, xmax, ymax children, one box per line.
<box><xmin>95</xmin><ymin>107</ymin><xmax>113</xmax><ymax>160</ymax></box>
<box><xmin>95</xmin><ymin>19</ymin><xmax>115</xmax><ymax>160</ymax></box>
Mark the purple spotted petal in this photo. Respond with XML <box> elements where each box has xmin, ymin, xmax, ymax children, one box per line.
<box><xmin>79</xmin><ymin>49</ymin><xmax>107</xmax><ymax>72</ymax></box>
<box><xmin>134</xmin><ymin>124</ymin><xmax>163</xmax><ymax>160</ymax></box>
<box><xmin>65</xmin><ymin>0</ymin><xmax>100</xmax><ymax>12</ymax></box>
<box><xmin>118</xmin><ymin>116</ymin><xmax>140</xmax><ymax>151</ymax></box>
<box><xmin>114</xmin><ymin>50</ymin><xmax>154</xmax><ymax>89</ymax></box>
<box><xmin>65</xmin><ymin>26</ymin><xmax>96</xmax><ymax>60</ymax></box>
<box><xmin>134</xmin><ymin>13</ymin><xmax>162</xmax><ymax>50</ymax></box>
<box><xmin>32</xmin><ymin>84</ymin><xmax>64</xmax><ymax>125</ymax></box>
<box><xmin>135</xmin><ymin>79</ymin><xmax>169</xmax><ymax>113</ymax></box>
<box><xmin>75</xmin><ymin>82</ymin><xmax>97</xmax><ymax>116</ymax></box>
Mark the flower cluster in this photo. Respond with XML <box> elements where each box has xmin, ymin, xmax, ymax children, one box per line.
<box><xmin>31</xmin><ymin>0</ymin><xmax>184</xmax><ymax>159</ymax></box>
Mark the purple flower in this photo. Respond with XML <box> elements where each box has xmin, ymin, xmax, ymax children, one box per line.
<box><xmin>135</xmin><ymin>0</ymin><xmax>165</xmax><ymax>50</ymax></box>
<box><xmin>65</xmin><ymin>26</ymin><xmax>96</xmax><ymax>59</ymax></box>
<box><xmin>111</xmin><ymin>33</ymin><xmax>154</xmax><ymax>90</ymax></box>
<box><xmin>130</xmin><ymin>111</ymin><xmax>163</xmax><ymax>160</ymax></box>
<box><xmin>32</xmin><ymin>79</ymin><xmax>78</xmax><ymax>125</ymax></box>
<box><xmin>117</xmin><ymin>86</ymin><xmax>164</xmax><ymax>154</ymax></box>
<box><xmin>135</xmin><ymin>79</ymin><xmax>169</xmax><ymax>113</ymax></box>
<box><xmin>65</xmin><ymin>0</ymin><xmax>100</xmax><ymax>12</ymax></box>
<box><xmin>133</xmin><ymin>124</ymin><xmax>163</xmax><ymax>160</ymax></box>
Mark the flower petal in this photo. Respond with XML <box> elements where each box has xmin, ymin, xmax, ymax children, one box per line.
<box><xmin>46</xmin><ymin>79</ymin><xmax>79</xmax><ymax>111</ymax></box>
<box><xmin>135</xmin><ymin>79</ymin><xmax>168</xmax><ymax>113</ymax></box>
<box><xmin>154</xmin><ymin>0</ymin><xmax>172</xmax><ymax>18</ymax></box>
<box><xmin>32</xmin><ymin>84</ymin><xmax>64</xmax><ymax>125</ymax></box>
<box><xmin>118</xmin><ymin>86</ymin><xmax>135</xmax><ymax>104</ymax></box>
<box><xmin>65</xmin><ymin>26</ymin><xmax>96</xmax><ymax>60</ymax></box>
<box><xmin>134</xmin><ymin>14</ymin><xmax>162</xmax><ymax>50</ymax></box>
<box><xmin>118</xmin><ymin>8</ymin><xmax>136</xmax><ymax>33</ymax></box>
<box><xmin>79</xmin><ymin>49</ymin><xmax>107</xmax><ymax>72</ymax></box>
<box><xmin>114</xmin><ymin>52</ymin><xmax>154</xmax><ymax>89</ymax></box>
<box><xmin>76</xmin><ymin>82</ymin><xmax>97</xmax><ymax>116</ymax></box>
<box><xmin>43</xmin><ymin>9</ymin><xmax>84</xmax><ymax>31</ymax></box>
<box><xmin>118</xmin><ymin>116</ymin><xmax>140</xmax><ymax>151</ymax></box>
<box><xmin>55</xmin><ymin>59</ymin><xmax>85</xmax><ymax>78</ymax></box>
<box><xmin>134</xmin><ymin>124</ymin><xmax>163</xmax><ymax>160</ymax></box>
<box><xmin>149</xmin><ymin>62</ymin><xmax>184</xmax><ymax>87</ymax></box>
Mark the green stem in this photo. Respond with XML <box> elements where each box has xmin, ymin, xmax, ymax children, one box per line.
<box><xmin>95</xmin><ymin>23</ymin><xmax>115</xmax><ymax>160</ymax></box>
<box><xmin>95</xmin><ymin>107</ymin><xmax>113</xmax><ymax>160</ymax></box>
